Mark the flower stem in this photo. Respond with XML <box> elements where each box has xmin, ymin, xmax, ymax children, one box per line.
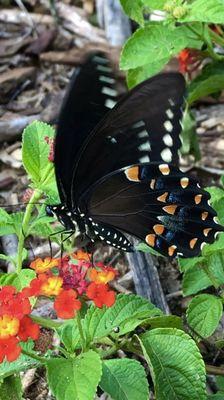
<box><xmin>76</xmin><ymin>312</ymin><xmax>86</xmax><ymax>352</ymax></box>
<box><xmin>31</xmin><ymin>315</ymin><xmax>63</xmax><ymax>329</ymax></box>
<box><xmin>16</xmin><ymin>189</ymin><xmax>43</xmax><ymax>273</ymax></box>
<box><xmin>22</xmin><ymin>348</ymin><xmax>48</xmax><ymax>363</ymax></box>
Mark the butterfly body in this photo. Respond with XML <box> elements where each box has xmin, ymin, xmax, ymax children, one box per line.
<box><xmin>46</xmin><ymin>52</ymin><xmax>224</xmax><ymax>258</ymax></box>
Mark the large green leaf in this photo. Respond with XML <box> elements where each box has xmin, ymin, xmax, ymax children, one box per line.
<box><xmin>187</xmin><ymin>294</ymin><xmax>223</xmax><ymax>338</ymax></box>
<box><xmin>181</xmin><ymin>0</ymin><xmax>224</xmax><ymax>24</ymax></box>
<box><xmin>0</xmin><ymin>375</ymin><xmax>23</xmax><ymax>400</ymax></box>
<box><xmin>100</xmin><ymin>359</ymin><xmax>149</xmax><ymax>400</ymax></box>
<box><xmin>188</xmin><ymin>62</ymin><xmax>224</xmax><ymax>105</ymax></box>
<box><xmin>140</xmin><ymin>328</ymin><xmax>206</xmax><ymax>400</ymax></box>
<box><xmin>84</xmin><ymin>294</ymin><xmax>162</xmax><ymax>344</ymax></box>
<box><xmin>127</xmin><ymin>57</ymin><xmax>169</xmax><ymax>88</ymax></box>
<box><xmin>56</xmin><ymin>320</ymin><xmax>80</xmax><ymax>352</ymax></box>
<box><xmin>120</xmin><ymin>23</ymin><xmax>202</xmax><ymax>71</ymax></box>
<box><xmin>182</xmin><ymin>263</ymin><xmax>212</xmax><ymax>296</ymax></box>
<box><xmin>120</xmin><ymin>0</ymin><xmax>145</xmax><ymax>25</ymax></box>
<box><xmin>22</xmin><ymin>121</ymin><xmax>56</xmax><ymax>195</ymax></box>
<box><xmin>180</xmin><ymin>110</ymin><xmax>200</xmax><ymax>160</ymax></box>
<box><xmin>47</xmin><ymin>351</ymin><xmax>102</xmax><ymax>400</ymax></box>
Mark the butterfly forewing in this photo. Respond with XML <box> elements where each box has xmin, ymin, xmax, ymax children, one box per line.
<box><xmin>71</xmin><ymin>72</ymin><xmax>185</xmax><ymax>206</ymax></box>
<box><xmin>54</xmin><ymin>52</ymin><xmax>118</xmax><ymax>206</ymax></box>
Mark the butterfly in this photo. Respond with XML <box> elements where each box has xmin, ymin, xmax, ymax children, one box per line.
<box><xmin>45</xmin><ymin>52</ymin><xmax>224</xmax><ymax>258</ymax></box>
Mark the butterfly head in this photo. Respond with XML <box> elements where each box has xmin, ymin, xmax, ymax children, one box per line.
<box><xmin>45</xmin><ymin>204</ymin><xmax>78</xmax><ymax>231</ymax></box>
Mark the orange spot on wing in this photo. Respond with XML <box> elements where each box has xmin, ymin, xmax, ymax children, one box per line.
<box><xmin>145</xmin><ymin>234</ymin><xmax>156</xmax><ymax>247</ymax></box>
<box><xmin>201</xmin><ymin>211</ymin><xmax>208</xmax><ymax>220</ymax></box>
<box><xmin>203</xmin><ymin>228</ymin><xmax>212</xmax><ymax>237</ymax></box>
<box><xmin>190</xmin><ymin>238</ymin><xmax>198</xmax><ymax>249</ymax></box>
<box><xmin>125</xmin><ymin>166</ymin><xmax>140</xmax><ymax>182</ymax></box>
<box><xmin>180</xmin><ymin>177</ymin><xmax>189</xmax><ymax>188</ymax></box>
<box><xmin>159</xmin><ymin>164</ymin><xmax>170</xmax><ymax>175</ymax></box>
<box><xmin>168</xmin><ymin>245</ymin><xmax>177</xmax><ymax>256</ymax></box>
<box><xmin>194</xmin><ymin>194</ymin><xmax>202</xmax><ymax>204</ymax></box>
<box><xmin>153</xmin><ymin>224</ymin><xmax>165</xmax><ymax>235</ymax></box>
<box><xmin>157</xmin><ymin>192</ymin><xmax>168</xmax><ymax>203</ymax></box>
<box><xmin>163</xmin><ymin>205</ymin><xmax>177</xmax><ymax>215</ymax></box>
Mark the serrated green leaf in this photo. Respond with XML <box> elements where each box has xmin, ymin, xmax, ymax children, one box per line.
<box><xmin>188</xmin><ymin>62</ymin><xmax>224</xmax><ymax>105</ymax></box>
<box><xmin>56</xmin><ymin>320</ymin><xmax>80</xmax><ymax>352</ymax></box>
<box><xmin>84</xmin><ymin>294</ymin><xmax>162</xmax><ymax>344</ymax></box>
<box><xmin>100</xmin><ymin>359</ymin><xmax>149</xmax><ymax>400</ymax></box>
<box><xmin>216</xmin><ymin>376</ymin><xmax>224</xmax><ymax>392</ymax></box>
<box><xmin>0</xmin><ymin>273</ymin><xmax>18</xmax><ymax>286</ymax></box>
<box><xmin>0</xmin><ymin>269</ymin><xmax>36</xmax><ymax>291</ymax></box>
<box><xmin>207</xmin><ymin>393</ymin><xmax>224</xmax><ymax>400</ymax></box>
<box><xmin>120</xmin><ymin>0</ymin><xmax>145</xmax><ymax>25</ymax></box>
<box><xmin>120</xmin><ymin>23</ymin><xmax>202</xmax><ymax>71</ymax></box>
<box><xmin>10</xmin><ymin>212</ymin><xmax>25</xmax><ymax>237</ymax></box>
<box><xmin>127</xmin><ymin>57</ymin><xmax>169</xmax><ymax>88</ymax></box>
<box><xmin>22</xmin><ymin>121</ymin><xmax>56</xmax><ymax>190</ymax></box>
<box><xmin>181</xmin><ymin>0</ymin><xmax>224</xmax><ymax>24</ymax></box>
<box><xmin>179</xmin><ymin>256</ymin><xmax>205</xmax><ymax>272</ymax></box>
<box><xmin>0</xmin><ymin>375</ymin><xmax>23</xmax><ymax>400</ymax></box>
<box><xmin>140</xmin><ymin>328</ymin><xmax>206</xmax><ymax>400</ymax></box>
<box><xmin>206</xmin><ymin>186</ymin><xmax>224</xmax><ymax>204</ymax></box>
<box><xmin>46</xmin><ymin>350</ymin><xmax>102</xmax><ymax>400</ymax></box>
<box><xmin>187</xmin><ymin>294</ymin><xmax>223</xmax><ymax>338</ymax></box>
<box><xmin>143</xmin><ymin>0</ymin><xmax>166</xmax><ymax>9</ymax></box>
<box><xmin>182</xmin><ymin>263</ymin><xmax>214</xmax><ymax>296</ymax></box>
<box><xmin>144</xmin><ymin>315</ymin><xmax>183</xmax><ymax>330</ymax></box>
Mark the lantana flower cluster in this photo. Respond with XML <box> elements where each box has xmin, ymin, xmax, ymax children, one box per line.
<box><xmin>178</xmin><ymin>48</ymin><xmax>203</xmax><ymax>76</ymax></box>
<box><xmin>0</xmin><ymin>286</ymin><xmax>40</xmax><ymax>363</ymax></box>
<box><xmin>0</xmin><ymin>250</ymin><xmax>117</xmax><ymax>363</ymax></box>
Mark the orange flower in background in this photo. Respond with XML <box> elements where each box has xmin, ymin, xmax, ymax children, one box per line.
<box><xmin>54</xmin><ymin>289</ymin><xmax>82</xmax><ymax>319</ymax></box>
<box><xmin>18</xmin><ymin>316</ymin><xmax>40</xmax><ymax>342</ymax></box>
<box><xmin>89</xmin><ymin>266</ymin><xmax>117</xmax><ymax>284</ymax></box>
<box><xmin>0</xmin><ymin>337</ymin><xmax>21</xmax><ymax>363</ymax></box>
<box><xmin>40</xmin><ymin>276</ymin><xmax>63</xmax><ymax>296</ymax></box>
<box><xmin>71</xmin><ymin>249</ymin><xmax>91</xmax><ymax>262</ymax></box>
<box><xmin>0</xmin><ymin>287</ymin><xmax>31</xmax><ymax>319</ymax></box>
<box><xmin>178</xmin><ymin>48</ymin><xmax>202</xmax><ymax>76</ymax></box>
<box><xmin>30</xmin><ymin>257</ymin><xmax>59</xmax><ymax>273</ymax></box>
<box><xmin>0</xmin><ymin>315</ymin><xmax>19</xmax><ymax>339</ymax></box>
<box><xmin>86</xmin><ymin>282</ymin><xmax>116</xmax><ymax>308</ymax></box>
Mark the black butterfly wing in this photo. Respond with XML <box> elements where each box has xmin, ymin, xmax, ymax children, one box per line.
<box><xmin>71</xmin><ymin>73</ymin><xmax>185</xmax><ymax>207</ymax></box>
<box><xmin>54</xmin><ymin>52</ymin><xmax>118</xmax><ymax>206</ymax></box>
<box><xmin>82</xmin><ymin>163</ymin><xmax>224</xmax><ymax>258</ymax></box>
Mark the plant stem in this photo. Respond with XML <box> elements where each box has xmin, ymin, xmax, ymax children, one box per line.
<box><xmin>209</xmin><ymin>27</ymin><xmax>224</xmax><ymax>48</ymax></box>
<box><xmin>206</xmin><ymin>364</ymin><xmax>224</xmax><ymax>376</ymax></box>
<box><xmin>22</xmin><ymin>348</ymin><xmax>48</xmax><ymax>363</ymax></box>
<box><xmin>31</xmin><ymin>315</ymin><xmax>63</xmax><ymax>329</ymax></box>
<box><xmin>76</xmin><ymin>312</ymin><xmax>86</xmax><ymax>352</ymax></box>
<box><xmin>16</xmin><ymin>189</ymin><xmax>43</xmax><ymax>273</ymax></box>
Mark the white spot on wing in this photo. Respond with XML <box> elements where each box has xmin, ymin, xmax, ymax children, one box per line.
<box><xmin>102</xmin><ymin>87</ymin><xmax>117</xmax><ymax>97</ymax></box>
<box><xmin>138</xmin><ymin>141</ymin><xmax>151</xmax><ymax>151</ymax></box>
<box><xmin>168</xmin><ymin>98</ymin><xmax>175</xmax><ymax>106</ymax></box>
<box><xmin>163</xmin><ymin>133</ymin><xmax>173</xmax><ymax>147</ymax></box>
<box><xmin>139</xmin><ymin>155</ymin><xmax>150</xmax><ymax>163</ymax></box>
<box><xmin>166</xmin><ymin>109</ymin><xmax>174</xmax><ymax>119</ymax></box>
<box><xmin>96</xmin><ymin>65</ymin><xmax>112</xmax><ymax>73</ymax></box>
<box><xmin>99</xmin><ymin>75</ymin><xmax>115</xmax><ymax>84</ymax></box>
<box><xmin>93</xmin><ymin>55</ymin><xmax>108</xmax><ymax>64</ymax></box>
<box><xmin>161</xmin><ymin>148</ymin><xmax>172</xmax><ymax>162</ymax></box>
<box><xmin>138</xmin><ymin>130</ymin><xmax>148</xmax><ymax>139</ymax></box>
<box><xmin>105</xmin><ymin>99</ymin><xmax>116</xmax><ymax>109</ymax></box>
<box><xmin>132</xmin><ymin>121</ymin><xmax>145</xmax><ymax>129</ymax></box>
<box><xmin>164</xmin><ymin>120</ymin><xmax>173</xmax><ymax>132</ymax></box>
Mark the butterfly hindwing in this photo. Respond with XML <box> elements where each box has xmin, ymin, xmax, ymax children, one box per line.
<box><xmin>83</xmin><ymin>163</ymin><xmax>224</xmax><ymax>258</ymax></box>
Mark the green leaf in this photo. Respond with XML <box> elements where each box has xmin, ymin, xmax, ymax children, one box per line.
<box><xmin>207</xmin><ymin>394</ymin><xmax>224</xmax><ymax>400</ymax></box>
<box><xmin>180</xmin><ymin>110</ymin><xmax>200</xmax><ymax>160</ymax></box>
<box><xmin>22</xmin><ymin>121</ymin><xmax>56</xmax><ymax>191</ymax></box>
<box><xmin>140</xmin><ymin>328</ymin><xmax>206</xmax><ymax>400</ymax></box>
<box><xmin>120</xmin><ymin>0</ymin><xmax>145</xmax><ymax>25</ymax></box>
<box><xmin>120</xmin><ymin>23</ymin><xmax>202</xmax><ymax>71</ymax></box>
<box><xmin>144</xmin><ymin>315</ymin><xmax>183</xmax><ymax>330</ymax></box>
<box><xmin>84</xmin><ymin>294</ymin><xmax>162</xmax><ymax>344</ymax></box>
<box><xmin>127</xmin><ymin>57</ymin><xmax>169</xmax><ymax>88</ymax></box>
<box><xmin>187</xmin><ymin>294</ymin><xmax>223</xmax><ymax>338</ymax></box>
<box><xmin>188</xmin><ymin>62</ymin><xmax>224</xmax><ymax>105</ymax></box>
<box><xmin>47</xmin><ymin>350</ymin><xmax>102</xmax><ymax>400</ymax></box>
<box><xmin>100</xmin><ymin>359</ymin><xmax>149</xmax><ymax>400</ymax></box>
<box><xmin>136</xmin><ymin>242</ymin><xmax>163</xmax><ymax>257</ymax></box>
<box><xmin>0</xmin><ymin>208</ymin><xmax>15</xmax><ymax>236</ymax></box>
<box><xmin>0</xmin><ymin>375</ymin><xmax>23</xmax><ymax>400</ymax></box>
<box><xmin>182</xmin><ymin>263</ymin><xmax>212</xmax><ymax>296</ymax></box>
<box><xmin>216</xmin><ymin>376</ymin><xmax>224</xmax><ymax>392</ymax></box>
<box><xmin>56</xmin><ymin>320</ymin><xmax>80</xmax><ymax>352</ymax></box>
<box><xmin>0</xmin><ymin>269</ymin><xmax>36</xmax><ymax>291</ymax></box>
<box><xmin>181</xmin><ymin>0</ymin><xmax>224</xmax><ymax>24</ymax></box>
<box><xmin>143</xmin><ymin>0</ymin><xmax>167</xmax><ymax>9</ymax></box>
<box><xmin>0</xmin><ymin>342</ymin><xmax>40</xmax><ymax>379</ymax></box>
<box><xmin>206</xmin><ymin>186</ymin><xmax>224</xmax><ymax>204</ymax></box>
<box><xmin>10</xmin><ymin>212</ymin><xmax>25</xmax><ymax>237</ymax></box>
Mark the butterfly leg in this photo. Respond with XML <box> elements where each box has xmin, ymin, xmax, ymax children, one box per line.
<box><xmin>60</xmin><ymin>231</ymin><xmax>74</xmax><ymax>259</ymax></box>
<box><xmin>48</xmin><ymin>229</ymin><xmax>70</xmax><ymax>258</ymax></box>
